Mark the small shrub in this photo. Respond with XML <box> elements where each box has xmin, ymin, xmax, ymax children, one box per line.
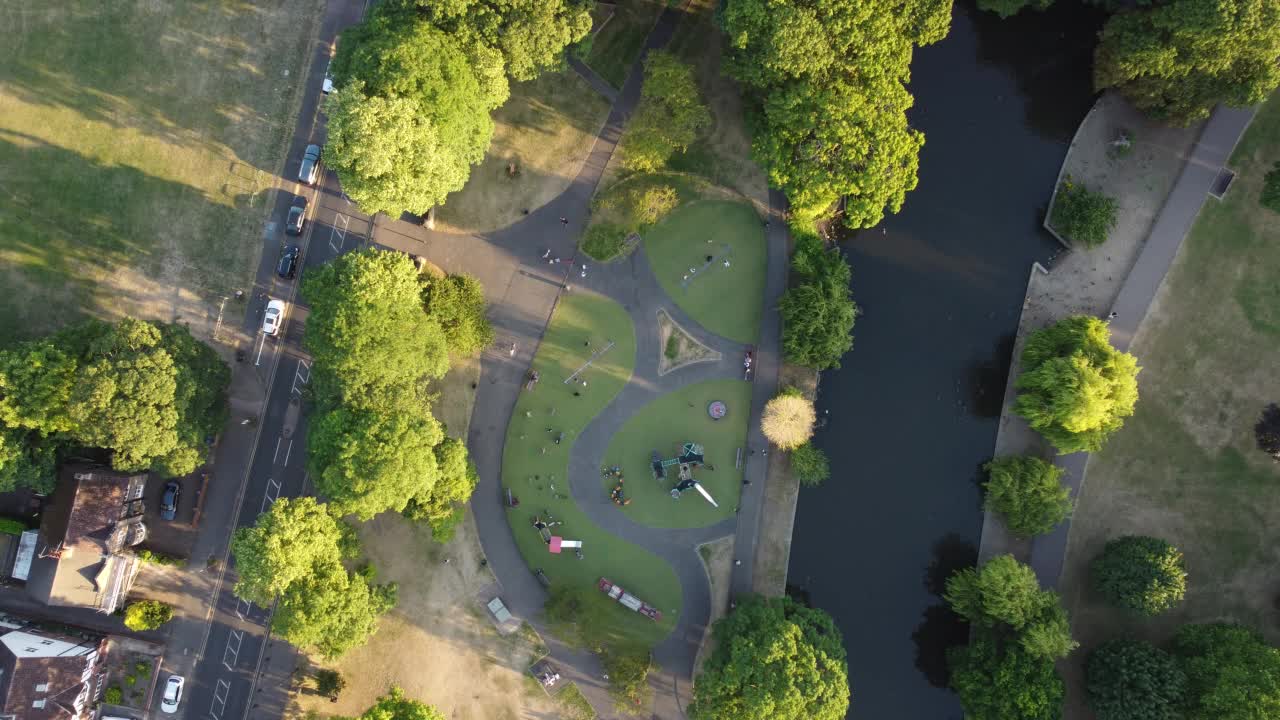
<box><xmin>790</xmin><ymin>443</ymin><xmax>830</xmax><ymax>487</ymax></box>
<box><xmin>582</xmin><ymin>222</ymin><xmax>630</xmax><ymax>262</ymax></box>
<box><xmin>664</xmin><ymin>335</ymin><xmax>679</xmax><ymax>360</ymax></box>
<box><xmin>314</xmin><ymin>668</ymin><xmax>346</xmax><ymax>699</ymax></box>
<box><xmin>1086</xmin><ymin>639</ymin><xmax>1185</xmax><ymax>720</ymax></box>
<box><xmin>137</xmin><ymin>549</ymin><xmax>185</xmax><ymax>567</ymax></box>
<box><xmin>135</xmin><ymin>660</ymin><xmax>151</xmax><ymax>677</ymax></box>
<box><xmin>1051</xmin><ymin>176</ymin><xmax>1119</xmax><ymax>247</ymax></box>
<box><xmin>104</xmin><ymin>687</ymin><xmax>123</xmax><ymax>705</ymax></box>
<box><xmin>761</xmin><ymin>393</ymin><xmax>816</xmax><ymax>450</ymax></box>
<box><xmin>1091</xmin><ymin>536</ymin><xmax>1186</xmax><ymax>615</ymax></box>
<box><xmin>123</xmin><ymin>600</ymin><xmax>175</xmax><ymax>631</ymax></box>
<box><xmin>632</xmin><ymin>185</ymin><xmax>678</xmax><ymax>226</ymax></box>
<box><xmin>124</xmin><ymin>674</ymin><xmax>136</xmax><ymax>686</ymax></box>
<box><xmin>982</xmin><ymin>455</ymin><xmax>1073</xmax><ymax>537</ymax></box>
<box><xmin>1261</xmin><ymin>162</ymin><xmax>1280</xmax><ymax>213</ymax></box>
<box><xmin>603</xmin><ymin>647</ymin><xmax>653</xmax><ymax>714</ymax></box>
<box><xmin>0</xmin><ymin>518</ymin><xmax>27</xmax><ymax>536</ymax></box>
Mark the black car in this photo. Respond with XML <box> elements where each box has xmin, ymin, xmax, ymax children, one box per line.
<box><xmin>277</xmin><ymin>244</ymin><xmax>299</xmax><ymax>279</ymax></box>
<box><xmin>285</xmin><ymin>197</ymin><xmax>306</xmax><ymax>236</ymax></box>
<box><xmin>160</xmin><ymin>481</ymin><xmax>180</xmax><ymax>521</ymax></box>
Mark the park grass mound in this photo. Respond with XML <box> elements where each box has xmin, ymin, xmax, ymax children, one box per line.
<box><xmin>582</xmin><ymin>172</ymin><xmax>716</xmax><ymax>262</ymax></box>
<box><xmin>658</xmin><ymin>308</ymin><xmax>719</xmax><ymax>375</ymax></box>
<box><xmin>500</xmin><ymin>291</ymin><xmax>679</xmax><ymax>648</ymax></box>
<box><xmin>436</xmin><ymin>69</ymin><xmax>611</xmax><ymax>234</ymax></box>
<box><xmin>645</xmin><ymin>200</ymin><xmax>766</xmax><ymax>344</ymax></box>
<box><xmin>601</xmin><ymin>379</ymin><xmax>749</xmax><ymax>529</ymax></box>
<box><xmin>0</xmin><ymin>0</ymin><xmax>319</xmax><ymax>341</ymax></box>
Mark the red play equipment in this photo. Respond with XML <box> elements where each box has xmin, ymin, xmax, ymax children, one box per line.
<box><xmin>597</xmin><ymin>577</ymin><xmax>662</xmax><ymax>621</ymax></box>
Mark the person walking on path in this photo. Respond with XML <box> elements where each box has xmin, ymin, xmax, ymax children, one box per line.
<box><xmin>560</xmin><ymin>216</ymin><xmax>569</xmax><ymax>226</ymax></box>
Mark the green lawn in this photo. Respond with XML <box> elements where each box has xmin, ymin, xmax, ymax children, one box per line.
<box><xmin>645</xmin><ymin>200</ymin><xmax>767</xmax><ymax>344</ymax></box>
<box><xmin>581</xmin><ymin>0</ymin><xmax>665</xmax><ymax>89</ymax></box>
<box><xmin>600</xmin><ymin>379</ymin><xmax>748</xmax><ymax>528</ymax></box>
<box><xmin>436</xmin><ymin>69</ymin><xmax>611</xmax><ymax>234</ymax></box>
<box><xmin>0</xmin><ymin>0</ymin><xmax>321</xmax><ymax>341</ymax></box>
<box><xmin>501</xmin><ymin>291</ymin><xmax>679</xmax><ymax>648</ymax></box>
<box><xmin>1058</xmin><ymin>94</ymin><xmax>1280</xmax><ymax>713</ymax></box>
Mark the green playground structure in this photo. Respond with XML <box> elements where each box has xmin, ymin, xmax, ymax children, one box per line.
<box><xmin>649</xmin><ymin>442</ymin><xmax>718</xmax><ymax>507</ymax></box>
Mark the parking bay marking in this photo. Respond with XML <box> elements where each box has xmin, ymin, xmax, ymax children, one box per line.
<box><xmin>259</xmin><ymin>478</ymin><xmax>281</xmax><ymax>514</ymax></box>
<box><xmin>235</xmin><ymin>598</ymin><xmax>253</xmax><ymax>620</ymax></box>
<box><xmin>222</xmin><ymin>630</ymin><xmax>244</xmax><ymax>671</ymax></box>
<box><xmin>291</xmin><ymin>359</ymin><xmax>311</xmax><ymax>395</ymax></box>
<box><xmin>210</xmin><ymin>678</ymin><xmax>230</xmax><ymax>718</ymax></box>
<box><xmin>329</xmin><ymin>213</ymin><xmax>350</xmax><ymax>253</ymax></box>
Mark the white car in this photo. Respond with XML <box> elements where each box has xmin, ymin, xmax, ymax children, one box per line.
<box><xmin>262</xmin><ymin>299</ymin><xmax>286</xmax><ymax>337</ymax></box>
<box><xmin>160</xmin><ymin>675</ymin><xmax>184</xmax><ymax>713</ymax></box>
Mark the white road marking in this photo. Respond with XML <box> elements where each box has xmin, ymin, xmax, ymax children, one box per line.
<box><xmin>291</xmin><ymin>359</ymin><xmax>311</xmax><ymax>395</ymax></box>
<box><xmin>329</xmin><ymin>212</ymin><xmax>350</xmax><ymax>253</ymax></box>
<box><xmin>235</xmin><ymin>598</ymin><xmax>253</xmax><ymax>619</ymax></box>
<box><xmin>272</xmin><ymin>437</ymin><xmax>282</xmax><ymax>464</ymax></box>
<box><xmin>254</xmin><ymin>332</ymin><xmax>266</xmax><ymax>367</ymax></box>
<box><xmin>210</xmin><ymin>678</ymin><xmax>230</xmax><ymax>718</ymax></box>
<box><xmin>259</xmin><ymin>478</ymin><xmax>282</xmax><ymax>514</ymax></box>
<box><xmin>222</xmin><ymin>630</ymin><xmax>243</xmax><ymax>671</ymax></box>
<box><xmin>283</xmin><ymin>439</ymin><xmax>294</xmax><ymax>467</ymax></box>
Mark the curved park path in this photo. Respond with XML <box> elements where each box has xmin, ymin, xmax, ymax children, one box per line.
<box><xmin>367</xmin><ymin>4</ymin><xmax>787</xmax><ymax>717</ymax></box>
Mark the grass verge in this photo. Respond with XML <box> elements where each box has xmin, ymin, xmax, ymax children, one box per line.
<box><xmin>645</xmin><ymin>200</ymin><xmax>766</xmax><ymax>344</ymax></box>
<box><xmin>556</xmin><ymin>683</ymin><xmax>597</xmax><ymax>720</ymax></box>
<box><xmin>0</xmin><ymin>0</ymin><xmax>320</xmax><ymax>342</ymax></box>
<box><xmin>436</xmin><ymin>70</ymin><xmax>611</xmax><ymax>234</ymax></box>
<box><xmin>1058</xmin><ymin>95</ymin><xmax>1280</xmax><ymax>716</ymax></box>
<box><xmin>581</xmin><ymin>0</ymin><xmax>665</xmax><ymax>89</ymax></box>
<box><xmin>600</xmin><ymin>379</ymin><xmax>748</xmax><ymax>528</ymax></box>
<box><xmin>500</xmin><ymin>291</ymin><xmax>680</xmax><ymax>648</ymax></box>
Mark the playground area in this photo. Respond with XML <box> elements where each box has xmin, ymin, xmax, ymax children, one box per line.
<box><xmin>644</xmin><ymin>200</ymin><xmax>767</xmax><ymax>344</ymax></box>
<box><xmin>500</xmin><ymin>291</ymin><xmax>679</xmax><ymax>648</ymax></box>
<box><xmin>600</xmin><ymin>379</ymin><xmax>749</xmax><ymax>528</ymax></box>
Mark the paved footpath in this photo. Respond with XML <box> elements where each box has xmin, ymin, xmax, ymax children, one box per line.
<box><xmin>1028</xmin><ymin>104</ymin><xmax>1257</xmax><ymax>588</ymax></box>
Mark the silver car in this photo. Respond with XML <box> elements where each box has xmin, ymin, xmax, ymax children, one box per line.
<box><xmin>262</xmin><ymin>299</ymin><xmax>286</xmax><ymax>337</ymax></box>
<box><xmin>160</xmin><ymin>675</ymin><xmax>184</xmax><ymax>713</ymax></box>
<box><xmin>298</xmin><ymin>144</ymin><xmax>321</xmax><ymax>185</ymax></box>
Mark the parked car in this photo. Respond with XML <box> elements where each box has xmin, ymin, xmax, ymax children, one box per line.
<box><xmin>159</xmin><ymin>481</ymin><xmax>180</xmax><ymax>521</ymax></box>
<box><xmin>285</xmin><ymin>197</ymin><xmax>306</xmax><ymax>237</ymax></box>
<box><xmin>298</xmin><ymin>144</ymin><xmax>321</xmax><ymax>185</ymax></box>
<box><xmin>160</xmin><ymin>675</ymin><xmax>184</xmax><ymax>713</ymax></box>
<box><xmin>262</xmin><ymin>299</ymin><xmax>286</xmax><ymax>337</ymax></box>
<box><xmin>277</xmin><ymin>243</ymin><xmax>300</xmax><ymax>278</ymax></box>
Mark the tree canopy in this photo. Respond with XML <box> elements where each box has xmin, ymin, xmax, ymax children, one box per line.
<box><xmin>402</xmin><ymin>437</ymin><xmax>479</xmax><ymax>541</ymax></box>
<box><xmin>1174</xmin><ymin>623</ymin><xmax>1280</xmax><ymax>720</ymax></box>
<box><xmin>1091</xmin><ymin>535</ymin><xmax>1187</xmax><ymax>615</ymax></box>
<box><xmin>1086</xmin><ymin>639</ymin><xmax>1186</xmax><ymax>720</ymax></box>
<box><xmin>945</xmin><ymin>555</ymin><xmax>1078</xmax><ymax>661</ymax></box>
<box><xmin>779</xmin><ymin>231</ymin><xmax>856</xmax><ymax>369</ymax></box>
<box><xmin>603</xmin><ymin>647</ymin><xmax>653</xmax><ymax>714</ymax></box>
<box><xmin>1014</xmin><ymin>315</ymin><xmax>1140</xmax><ymax>454</ymax></box>
<box><xmin>690</xmin><ymin>595</ymin><xmax>849</xmax><ymax>720</ymax></box>
<box><xmin>761</xmin><ymin>391</ymin><xmax>817</xmax><ymax>450</ymax></box>
<box><xmin>790</xmin><ymin>442</ymin><xmax>830</xmax><ymax>486</ymax></box>
<box><xmin>421</xmin><ymin>273</ymin><xmax>493</xmax><ymax>356</ymax></box>
<box><xmin>357</xmin><ymin>688</ymin><xmax>447</xmax><ymax>720</ymax></box>
<box><xmin>619</xmin><ymin>51</ymin><xmax>711</xmax><ymax>172</ymax></box>
<box><xmin>721</xmin><ymin>0</ymin><xmax>952</xmax><ymax>225</ymax></box>
<box><xmin>982</xmin><ymin>455</ymin><xmax>1073</xmax><ymax>537</ymax></box>
<box><xmin>273</xmin><ymin>560</ymin><xmax>398</xmax><ymax>659</ymax></box>
<box><xmin>123</xmin><ymin>600</ymin><xmax>175</xmax><ymax>631</ymax></box>
<box><xmin>0</xmin><ymin>318</ymin><xmax>228</xmax><ymax>490</ymax></box>
<box><xmin>948</xmin><ymin>634</ymin><xmax>1065</xmax><ymax>720</ymax></box>
<box><xmin>977</xmin><ymin>0</ymin><xmax>1053</xmax><ymax>18</ymax></box>
<box><xmin>1094</xmin><ymin>0</ymin><xmax>1280</xmax><ymax>125</ymax></box>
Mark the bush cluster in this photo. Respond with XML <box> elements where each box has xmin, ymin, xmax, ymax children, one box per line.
<box><xmin>1051</xmin><ymin>177</ymin><xmax>1119</xmax><ymax>247</ymax></box>
<box><xmin>1092</xmin><ymin>535</ymin><xmax>1187</xmax><ymax>615</ymax></box>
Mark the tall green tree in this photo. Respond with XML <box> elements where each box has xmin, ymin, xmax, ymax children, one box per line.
<box><xmin>945</xmin><ymin>555</ymin><xmax>1077</xmax><ymax>660</ymax></box>
<box><xmin>779</xmin><ymin>231</ymin><xmax>856</xmax><ymax>369</ymax></box>
<box><xmin>721</xmin><ymin>0</ymin><xmax>951</xmax><ymax>225</ymax></box>
<box><xmin>1014</xmin><ymin>315</ymin><xmax>1140</xmax><ymax>454</ymax></box>
<box><xmin>421</xmin><ymin>273</ymin><xmax>493</xmax><ymax>356</ymax></box>
<box><xmin>403</xmin><ymin>437</ymin><xmax>479</xmax><ymax>541</ymax></box>
<box><xmin>379</xmin><ymin>0</ymin><xmax>592</xmax><ymax>82</ymax></box>
<box><xmin>1174</xmin><ymin>623</ymin><xmax>1280</xmax><ymax>720</ymax></box>
<box><xmin>983</xmin><ymin>455</ymin><xmax>1073</xmax><ymax>537</ymax></box>
<box><xmin>1094</xmin><ymin>0</ymin><xmax>1280</xmax><ymax>125</ymax></box>
<box><xmin>308</xmin><ymin>405</ymin><xmax>444</xmax><ymax>521</ymax></box>
<box><xmin>690</xmin><ymin>595</ymin><xmax>849</xmax><ymax>720</ymax></box>
<box><xmin>619</xmin><ymin>51</ymin><xmax>711</xmax><ymax>172</ymax></box>
<box><xmin>230</xmin><ymin>497</ymin><xmax>347</xmax><ymax>606</ymax></box>
<box><xmin>1091</xmin><ymin>535</ymin><xmax>1187</xmax><ymax>615</ymax></box>
<box><xmin>357</xmin><ymin>687</ymin><xmax>447</xmax><ymax>720</ymax></box>
<box><xmin>948</xmin><ymin>634</ymin><xmax>1065</xmax><ymax>720</ymax></box>
<box><xmin>1086</xmin><ymin>639</ymin><xmax>1186</xmax><ymax>720</ymax></box>
<box><xmin>155</xmin><ymin>323</ymin><xmax>230</xmax><ymax>476</ymax></box>
<box><xmin>273</xmin><ymin>559</ymin><xmax>397</xmax><ymax>659</ymax></box>
<box><xmin>0</xmin><ymin>338</ymin><xmax>77</xmax><ymax>434</ymax></box>
<box><xmin>327</xmin><ymin>14</ymin><xmax>507</xmax><ymax>215</ymax></box>
<box><xmin>302</xmin><ymin>248</ymin><xmax>449</xmax><ymax>407</ymax></box>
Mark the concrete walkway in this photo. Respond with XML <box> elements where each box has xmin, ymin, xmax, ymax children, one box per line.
<box><xmin>362</xmin><ymin>3</ymin><xmax>787</xmax><ymax>717</ymax></box>
<box><xmin>1027</xmin><ymin>104</ymin><xmax>1257</xmax><ymax>588</ymax></box>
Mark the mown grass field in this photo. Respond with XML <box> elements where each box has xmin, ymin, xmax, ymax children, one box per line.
<box><xmin>600</xmin><ymin>378</ymin><xmax>748</xmax><ymax>528</ymax></box>
<box><xmin>0</xmin><ymin>0</ymin><xmax>321</xmax><ymax>342</ymax></box>
<box><xmin>1058</xmin><ymin>95</ymin><xmax>1280</xmax><ymax>716</ymax></box>
<box><xmin>500</xmin><ymin>291</ymin><xmax>679</xmax><ymax>648</ymax></box>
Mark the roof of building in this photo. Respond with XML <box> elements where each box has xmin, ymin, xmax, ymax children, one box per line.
<box><xmin>0</xmin><ymin>627</ymin><xmax>103</xmax><ymax>720</ymax></box>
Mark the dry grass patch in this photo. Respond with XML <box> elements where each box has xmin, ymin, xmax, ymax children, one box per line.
<box><xmin>433</xmin><ymin>354</ymin><xmax>480</xmax><ymax>438</ymax></box>
<box><xmin>693</xmin><ymin>535</ymin><xmax>735</xmax><ymax>674</ymax></box>
<box><xmin>1058</xmin><ymin>96</ymin><xmax>1280</xmax><ymax>719</ymax></box>
<box><xmin>657</xmin><ymin>308</ymin><xmax>719</xmax><ymax>375</ymax></box>
<box><xmin>435</xmin><ymin>70</ymin><xmax>611</xmax><ymax>235</ymax></box>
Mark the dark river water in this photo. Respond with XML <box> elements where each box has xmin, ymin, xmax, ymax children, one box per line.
<box><xmin>787</xmin><ymin>2</ymin><xmax>1105</xmax><ymax>717</ymax></box>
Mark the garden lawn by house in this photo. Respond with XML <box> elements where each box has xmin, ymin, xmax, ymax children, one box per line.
<box><xmin>500</xmin><ymin>291</ymin><xmax>679</xmax><ymax>648</ymax></box>
<box><xmin>579</xmin><ymin>0</ymin><xmax>664</xmax><ymax>89</ymax></box>
<box><xmin>600</xmin><ymin>379</ymin><xmax>748</xmax><ymax>528</ymax></box>
<box><xmin>645</xmin><ymin>200</ymin><xmax>766</xmax><ymax>344</ymax></box>
<box><xmin>1058</xmin><ymin>95</ymin><xmax>1280</xmax><ymax>718</ymax></box>
<box><xmin>435</xmin><ymin>70</ymin><xmax>611</xmax><ymax>234</ymax></box>
<box><xmin>0</xmin><ymin>0</ymin><xmax>320</xmax><ymax>342</ymax></box>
